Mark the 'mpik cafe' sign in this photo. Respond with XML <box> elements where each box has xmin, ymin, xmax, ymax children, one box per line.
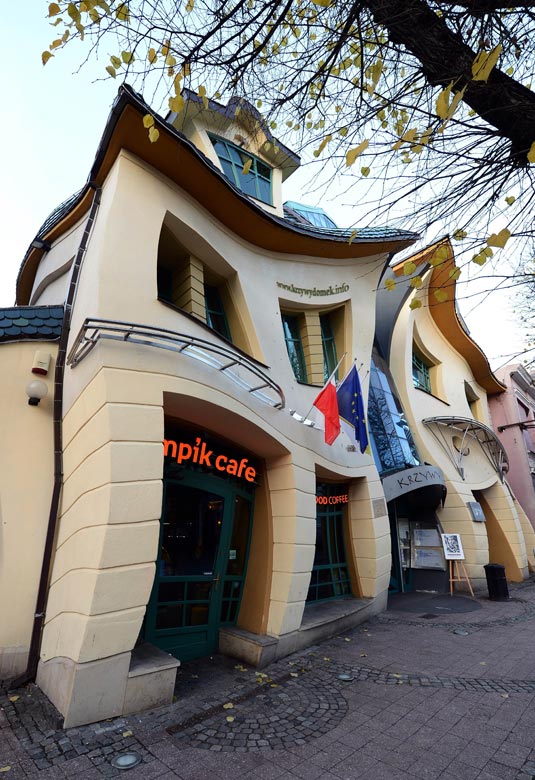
<box><xmin>164</xmin><ymin>437</ymin><xmax>257</xmax><ymax>482</ymax></box>
<box><xmin>164</xmin><ymin>436</ymin><xmax>351</xmax><ymax>502</ymax></box>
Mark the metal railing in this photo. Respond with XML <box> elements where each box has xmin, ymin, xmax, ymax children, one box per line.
<box><xmin>67</xmin><ymin>318</ymin><xmax>285</xmax><ymax>409</ymax></box>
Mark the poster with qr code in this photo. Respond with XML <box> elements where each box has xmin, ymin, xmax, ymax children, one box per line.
<box><xmin>441</xmin><ymin>533</ymin><xmax>465</xmax><ymax>560</ymax></box>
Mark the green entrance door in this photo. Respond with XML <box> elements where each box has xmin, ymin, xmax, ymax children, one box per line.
<box><xmin>145</xmin><ymin>473</ymin><xmax>254</xmax><ymax>661</ymax></box>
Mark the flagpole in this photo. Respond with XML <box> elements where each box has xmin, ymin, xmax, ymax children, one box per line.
<box><xmin>302</xmin><ymin>352</ymin><xmax>347</xmax><ymax>420</ymax></box>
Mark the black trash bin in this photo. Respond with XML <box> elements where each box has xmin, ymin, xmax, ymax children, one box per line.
<box><xmin>484</xmin><ymin>563</ymin><xmax>509</xmax><ymax>601</ymax></box>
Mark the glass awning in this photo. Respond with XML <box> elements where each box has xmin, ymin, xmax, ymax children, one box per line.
<box><xmin>422</xmin><ymin>416</ymin><xmax>509</xmax><ymax>481</ymax></box>
<box><xmin>67</xmin><ymin>318</ymin><xmax>285</xmax><ymax>409</ymax></box>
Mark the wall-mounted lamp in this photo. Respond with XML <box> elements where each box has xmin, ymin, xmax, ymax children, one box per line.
<box><xmin>26</xmin><ymin>379</ymin><xmax>48</xmax><ymax>406</ymax></box>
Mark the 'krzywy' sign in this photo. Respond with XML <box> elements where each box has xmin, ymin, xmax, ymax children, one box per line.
<box><xmin>164</xmin><ymin>438</ymin><xmax>257</xmax><ymax>482</ymax></box>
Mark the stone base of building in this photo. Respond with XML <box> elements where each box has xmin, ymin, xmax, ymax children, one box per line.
<box><xmin>36</xmin><ymin>643</ymin><xmax>179</xmax><ymax>728</ymax></box>
<box><xmin>219</xmin><ymin>593</ymin><xmax>387</xmax><ymax>668</ymax></box>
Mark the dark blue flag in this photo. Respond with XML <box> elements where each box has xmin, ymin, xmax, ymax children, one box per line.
<box><xmin>336</xmin><ymin>365</ymin><xmax>369</xmax><ymax>454</ymax></box>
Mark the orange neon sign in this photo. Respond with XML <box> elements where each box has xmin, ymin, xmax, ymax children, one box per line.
<box><xmin>163</xmin><ymin>437</ymin><xmax>256</xmax><ymax>482</ymax></box>
<box><xmin>315</xmin><ymin>494</ymin><xmax>348</xmax><ymax>505</ymax></box>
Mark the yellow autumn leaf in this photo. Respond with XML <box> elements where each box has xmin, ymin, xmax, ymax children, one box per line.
<box><xmin>143</xmin><ymin>114</ymin><xmax>155</xmax><ymax>128</ymax></box>
<box><xmin>472</xmin><ymin>253</ymin><xmax>487</xmax><ymax>266</ymax></box>
<box><xmin>169</xmin><ymin>95</ymin><xmax>185</xmax><ymax>112</ymax></box>
<box><xmin>242</xmin><ymin>159</ymin><xmax>253</xmax><ymax>175</ymax></box>
<box><xmin>528</xmin><ymin>141</ymin><xmax>535</xmax><ymax>163</ymax></box>
<box><xmin>410</xmin><ymin>299</ymin><xmax>422</xmax><ymax>310</ymax></box>
<box><xmin>50</xmin><ymin>39</ymin><xmax>62</xmax><ymax>49</ymax></box>
<box><xmin>410</xmin><ymin>276</ymin><xmax>423</xmax><ymax>289</ymax></box>
<box><xmin>453</xmin><ymin>229</ymin><xmax>467</xmax><ymax>240</ymax></box>
<box><xmin>0</xmin><ymin>767</ymin><xmax>11</xmax><ymax>773</ymax></box>
<box><xmin>42</xmin><ymin>51</ymin><xmax>54</xmax><ymax>65</ymax></box>
<box><xmin>449</xmin><ymin>267</ymin><xmax>461</xmax><ymax>280</ymax></box>
<box><xmin>226</xmin><ymin>716</ymin><xmax>235</xmax><ymax>722</ymax></box>
<box><xmin>122</xmin><ymin>730</ymin><xmax>133</xmax><ymax>738</ymax></box>
<box><xmin>223</xmin><ymin>702</ymin><xmax>234</xmax><ymax>709</ymax></box>
<box><xmin>88</xmin><ymin>8</ymin><xmax>100</xmax><ymax>22</ymax></box>
<box><xmin>487</xmin><ymin>228</ymin><xmax>510</xmax><ymax>248</ymax></box>
<box><xmin>472</xmin><ymin>44</ymin><xmax>502</xmax><ymax>82</ymax></box>
<box><xmin>346</xmin><ymin>139</ymin><xmax>369</xmax><ymax>166</ymax></box>
<box><xmin>403</xmin><ymin>261</ymin><xmax>416</xmax><ymax>275</ymax></box>
<box><xmin>434</xmin><ymin>289</ymin><xmax>448</xmax><ymax>303</ymax></box>
<box><xmin>121</xmin><ymin>51</ymin><xmax>134</xmax><ymax>63</ymax></box>
<box><xmin>106</xmin><ymin>65</ymin><xmax>116</xmax><ymax>78</ymax></box>
<box><xmin>385</xmin><ymin>278</ymin><xmax>396</xmax><ymax>291</ymax></box>
<box><xmin>110</xmin><ymin>55</ymin><xmax>121</xmax><ymax>68</ymax></box>
<box><xmin>186</xmin><ymin>0</ymin><xmax>194</xmax><ymax>10</ymax></box>
<box><xmin>361</xmin><ymin>166</ymin><xmax>370</xmax><ymax>177</ymax></box>
<box><xmin>68</xmin><ymin>2</ymin><xmax>81</xmax><ymax>21</ymax></box>
<box><xmin>436</xmin><ymin>82</ymin><xmax>453</xmax><ymax>119</ymax></box>
<box><xmin>348</xmin><ymin>229</ymin><xmax>358</xmax><ymax>244</ymax></box>
<box><xmin>311</xmin><ymin>0</ymin><xmax>331</xmax><ymax>5</ymax></box>
<box><xmin>429</xmin><ymin>245</ymin><xmax>449</xmax><ymax>266</ymax></box>
<box><xmin>148</xmin><ymin>48</ymin><xmax>157</xmax><ymax>64</ymax></box>
<box><xmin>48</xmin><ymin>2</ymin><xmax>61</xmax><ymax>15</ymax></box>
<box><xmin>505</xmin><ymin>196</ymin><xmax>515</xmax><ymax>205</ymax></box>
<box><xmin>148</xmin><ymin>127</ymin><xmax>160</xmax><ymax>143</ymax></box>
<box><xmin>8</xmin><ymin>696</ymin><xmax>19</xmax><ymax>702</ymax></box>
<box><xmin>165</xmin><ymin>54</ymin><xmax>177</xmax><ymax>67</ymax></box>
<box><xmin>115</xmin><ymin>3</ymin><xmax>129</xmax><ymax>21</ymax></box>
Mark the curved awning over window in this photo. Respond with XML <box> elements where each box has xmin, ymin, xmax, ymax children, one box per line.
<box><xmin>422</xmin><ymin>416</ymin><xmax>509</xmax><ymax>481</ymax></box>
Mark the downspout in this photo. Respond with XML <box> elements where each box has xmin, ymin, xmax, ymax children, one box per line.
<box><xmin>11</xmin><ymin>183</ymin><xmax>102</xmax><ymax>688</ymax></box>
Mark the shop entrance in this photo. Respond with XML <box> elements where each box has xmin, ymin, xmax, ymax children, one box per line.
<box><xmin>145</xmin><ymin>472</ymin><xmax>254</xmax><ymax>661</ymax></box>
<box><xmin>388</xmin><ymin>497</ymin><xmax>448</xmax><ymax>594</ymax></box>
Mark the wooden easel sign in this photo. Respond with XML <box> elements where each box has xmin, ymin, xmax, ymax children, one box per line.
<box><xmin>441</xmin><ymin>533</ymin><xmax>474</xmax><ymax>597</ymax></box>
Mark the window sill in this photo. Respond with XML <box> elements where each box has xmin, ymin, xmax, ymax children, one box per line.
<box><xmin>413</xmin><ymin>386</ymin><xmax>450</xmax><ymax>405</ymax></box>
<box><xmin>157</xmin><ymin>297</ymin><xmax>269</xmax><ymax>368</ymax></box>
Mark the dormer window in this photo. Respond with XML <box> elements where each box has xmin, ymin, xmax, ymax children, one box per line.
<box><xmin>209</xmin><ymin>134</ymin><xmax>272</xmax><ymax>205</ymax></box>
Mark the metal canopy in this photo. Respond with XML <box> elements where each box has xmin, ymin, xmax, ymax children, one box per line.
<box><xmin>67</xmin><ymin>318</ymin><xmax>285</xmax><ymax>409</ymax></box>
<box><xmin>422</xmin><ymin>416</ymin><xmax>509</xmax><ymax>481</ymax></box>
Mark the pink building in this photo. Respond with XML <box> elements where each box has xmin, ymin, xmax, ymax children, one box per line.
<box><xmin>490</xmin><ymin>364</ymin><xmax>535</xmax><ymax>529</ymax></box>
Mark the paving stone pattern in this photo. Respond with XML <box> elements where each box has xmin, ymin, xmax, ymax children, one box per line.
<box><xmin>3</xmin><ymin>581</ymin><xmax>535</xmax><ymax>778</ymax></box>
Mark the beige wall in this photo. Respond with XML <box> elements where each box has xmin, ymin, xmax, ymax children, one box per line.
<box><xmin>29</xmin><ymin>147</ymin><xmax>395</xmax><ymax>723</ymax></box>
<box><xmin>389</xmin><ymin>272</ymin><xmax>530</xmax><ymax>584</ymax></box>
<box><xmin>0</xmin><ymin>342</ymin><xmax>57</xmax><ymax>678</ymax></box>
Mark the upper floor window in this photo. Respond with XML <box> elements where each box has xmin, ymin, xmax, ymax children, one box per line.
<box><xmin>209</xmin><ymin>134</ymin><xmax>272</xmax><ymax>204</ymax></box>
<box><xmin>282</xmin><ymin>313</ymin><xmax>308</xmax><ymax>383</ymax></box>
<box><xmin>412</xmin><ymin>351</ymin><xmax>432</xmax><ymax>393</ymax></box>
<box><xmin>157</xmin><ymin>223</ymin><xmax>254</xmax><ymax>352</ymax></box>
<box><xmin>204</xmin><ymin>283</ymin><xmax>232</xmax><ymax>342</ymax></box>
<box><xmin>320</xmin><ymin>313</ymin><xmax>338</xmax><ymax>382</ymax></box>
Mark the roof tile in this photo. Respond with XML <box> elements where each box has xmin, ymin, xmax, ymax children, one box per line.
<box><xmin>0</xmin><ymin>305</ymin><xmax>63</xmax><ymax>344</ymax></box>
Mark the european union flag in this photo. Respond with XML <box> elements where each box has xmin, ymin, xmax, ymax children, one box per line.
<box><xmin>337</xmin><ymin>365</ymin><xmax>369</xmax><ymax>454</ymax></box>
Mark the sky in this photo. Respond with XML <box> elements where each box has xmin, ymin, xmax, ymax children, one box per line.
<box><xmin>0</xmin><ymin>4</ymin><xmax>528</xmax><ymax>371</ymax></box>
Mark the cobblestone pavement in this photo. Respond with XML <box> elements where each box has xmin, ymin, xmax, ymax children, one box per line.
<box><xmin>3</xmin><ymin>582</ymin><xmax>535</xmax><ymax>779</ymax></box>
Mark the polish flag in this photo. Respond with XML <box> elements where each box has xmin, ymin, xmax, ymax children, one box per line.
<box><xmin>313</xmin><ymin>380</ymin><xmax>340</xmax><ymax>445</ymax></box>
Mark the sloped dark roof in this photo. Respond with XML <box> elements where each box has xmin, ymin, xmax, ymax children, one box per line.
<box><xmin>17</xmin><ymin>84</ymin><xmax>419</xmax><ymax>304</ymax></box>
<box><xmin>0</xmin><ymin>306</ymin><xmax>64</xmax><ymax>344</ymax></box>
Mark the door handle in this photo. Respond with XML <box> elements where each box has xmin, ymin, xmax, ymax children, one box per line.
<box><xmin>213</xmin><ymin>574</ymin><xmax>220</xmax><ymax>590</ymax></box>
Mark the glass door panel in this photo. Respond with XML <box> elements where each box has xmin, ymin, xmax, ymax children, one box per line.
<box><xmin>146</xmin><ymin>477</ymin><xmax>254</xmax><ymax>661</ymax></box>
